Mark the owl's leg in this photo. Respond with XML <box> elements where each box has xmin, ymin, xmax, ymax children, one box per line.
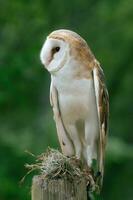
<box><xmin>66</xmin><ymin>124</ymin><xmax>82</xmax><ymax>159</ymax></box>
<box><xmin>84</xmin><ymin>121</ymin><xmax>97</xmax><ymax>167</ymax></box>
<box><xmin>83</xmin><ymin>145</ymin><xmax>93</xmax><ymax>166</ymax></box>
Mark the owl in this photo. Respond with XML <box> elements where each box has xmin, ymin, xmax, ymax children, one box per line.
<box><xmin>40</xmin><ymin>29</ymin><xmax>109</xmax><ymax>188</ymax></box>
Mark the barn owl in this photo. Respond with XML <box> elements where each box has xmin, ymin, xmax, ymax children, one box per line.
<box><xmin>40</xmin><ymin>29</ymin><xmax>109</xmax><ymax>188</ymax></box>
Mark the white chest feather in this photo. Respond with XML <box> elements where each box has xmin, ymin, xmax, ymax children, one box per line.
<box><xmin>52</xmin><ymin>62</ymin><xmax>98</xmax><ymax>125</ymax></box>
<box><xmin>52</xmin><ymin>63</ymin><xmax>99</xmax><ymax>162</ymax></box>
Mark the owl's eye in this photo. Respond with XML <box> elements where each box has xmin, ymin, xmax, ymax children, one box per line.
<box><xmin>55</xmin><ymin>47</ymin><xmax>60</xmax><ymax>52</ymax></box>
<box><xmin>52</xmin><ymin>47</ymin><xmax>60</xmax><ymax>55</ymax></box>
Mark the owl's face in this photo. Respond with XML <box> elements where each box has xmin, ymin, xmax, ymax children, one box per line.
<box><xmin>40</xmin><ymin>29</ymin><xmax>94</xmax><ymax>75</ymax></box>
<box><xmin>40</xmin><ymin>37</ymin><xmax>69</xmax><ymax>74</ymax></box>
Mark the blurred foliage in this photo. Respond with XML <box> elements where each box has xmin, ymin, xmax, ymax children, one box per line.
<box><xmin>0</xmin><ymin>0</ymin><xmax>133</xmax><ymax>199</ymax></box>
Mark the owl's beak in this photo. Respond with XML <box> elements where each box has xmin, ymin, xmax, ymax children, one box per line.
<box><xmin>43</xmin><ymin>57</ymin><xmax>52</xmax><ymax>68</ymax></box>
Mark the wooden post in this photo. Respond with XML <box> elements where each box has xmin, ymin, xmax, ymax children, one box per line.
<box><xmin>32</xmin><ymin>175</ymin><xmax>89</xmax><ymax>200</ymax></box>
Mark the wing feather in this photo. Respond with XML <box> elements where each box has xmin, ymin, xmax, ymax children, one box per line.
<box><xmin>50</xmin><ymin>78</ymin><xmax>74</xmax><ymax>156</ymax></box>
<box><xmin>93</xmin><ymin>61</ymin><xmax>109</xmax><ymax>187</ymax></box>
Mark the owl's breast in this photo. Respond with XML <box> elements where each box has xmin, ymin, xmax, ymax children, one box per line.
<box><xmin>59</xmin><ymin>93</ymin><xmax>89</xmax><ymax>123</ymax></box>
<box><xmin>56</xmin><ymin>78</ymin><xmax>97</xmax><ymax>124</ymax></box>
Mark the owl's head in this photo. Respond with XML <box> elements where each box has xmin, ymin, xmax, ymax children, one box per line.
<box><xmin>40</xmin><ymin>29</ymin><xmax>94</xmax><ymax>74</ymax></box>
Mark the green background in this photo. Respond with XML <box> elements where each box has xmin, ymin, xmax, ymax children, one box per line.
<box><xmin>0</xmin><ymin>0</ymin><xmax>133</xmax><ymax>199</ymax></box>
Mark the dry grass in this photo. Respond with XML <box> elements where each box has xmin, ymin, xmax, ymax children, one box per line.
<box><xmin>23</xmin><ymin>148</ymin><xmax>97</xmax><ymax>192</ymax></box>
<box><xmin>25</xmin><ymin>148</ymin><xmax>83</xmax><ymax>180</ymax></box>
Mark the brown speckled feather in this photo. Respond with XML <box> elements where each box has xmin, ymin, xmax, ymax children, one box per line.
<box><xmin>93</xmin><ymin>60</ymin><xmax>109</xmax><ymax>187</ymax></box>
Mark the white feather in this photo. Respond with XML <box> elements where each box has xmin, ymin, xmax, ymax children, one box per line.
<box><xmin>52</xmin><ymin>58</ymin><xmax>99</xmax><ymax>165</ymax></box>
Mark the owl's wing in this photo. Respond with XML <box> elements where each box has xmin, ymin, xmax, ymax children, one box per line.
<box><xmin>93</xmin><ymin>61</ymin><xmax>109</xmax><ymax>187</ymax></box>
<box><xmin>50</xmin><ymin>78</ymin><xmax>74</xmax><ymax>156</ymax></box>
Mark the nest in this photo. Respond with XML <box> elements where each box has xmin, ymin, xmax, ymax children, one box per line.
<box><xmin>23</xmin><ymin>148</ymin><xmax>97</xmax><ymax>191</ymax></box>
